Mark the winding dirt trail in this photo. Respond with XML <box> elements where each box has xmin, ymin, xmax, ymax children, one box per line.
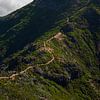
<box><xmin>0</xmin><ymin>33</ymin><xmax>61</xmax><ymax>80</ymax></box>
<box><xmin>0</xmin><ymin>0</ymin><xmax>91</xmax><ymax>81</ymax></box>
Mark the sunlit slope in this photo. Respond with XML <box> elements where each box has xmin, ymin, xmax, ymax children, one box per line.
<box><xmin>0</xmin><ymin>0</ymin><xmax>100</xmax><ymax>100</ymax></box>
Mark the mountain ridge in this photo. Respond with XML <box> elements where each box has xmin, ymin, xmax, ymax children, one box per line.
<box><xmin>0</xmin><ymin>0</ymin><xmax>100</xmax><ymax>100</ymax></box>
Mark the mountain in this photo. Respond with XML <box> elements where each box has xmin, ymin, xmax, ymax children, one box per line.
<box><xmin>0</xmin><ymin>0</ymin><xmax>90</xmax><ymax>59</ymax></box>
<box><xmin>0</xmin><ymin>0</ymin><xmax>100</xmax><ymax>100</ymax></box>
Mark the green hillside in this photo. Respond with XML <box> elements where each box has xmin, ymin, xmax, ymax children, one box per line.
<box><xmin>0</xmin><ymin>0</ymin><xmax>100</xmax><ymax>100</ymax></box>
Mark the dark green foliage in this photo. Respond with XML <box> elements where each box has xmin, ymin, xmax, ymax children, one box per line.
<box><xmin>0</xmin><ymin>0</ymin><xmax>100</xmax><ymax>100</ymax></box>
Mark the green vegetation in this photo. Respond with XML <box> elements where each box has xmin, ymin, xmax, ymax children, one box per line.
<box><xmin>0</xmin><ymin>0</ymin><xmax>100</xmax><ymax>100</ymax></box>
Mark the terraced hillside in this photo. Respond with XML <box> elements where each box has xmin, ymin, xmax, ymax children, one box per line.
<box><xmin>0</xmin><ymin>0</ymin><xmax>100</xmax><ymax>100</ymax></box>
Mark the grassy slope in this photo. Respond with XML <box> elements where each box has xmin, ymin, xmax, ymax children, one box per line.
<box><xmin>0</xmin><ymin>0</ymin><xmax>100</xmax><ymax>100</ymax></box>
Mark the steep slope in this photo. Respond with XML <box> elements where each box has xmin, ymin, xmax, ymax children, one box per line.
<box><xmin>0</xmin><ymin>0</ymin><xmax>100</xmax><ymax>100</ymax></box>
<box><xmin>0</xmin><ymin>0</ymin><xmax>89</xmax><ymax>61</ymax></box>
